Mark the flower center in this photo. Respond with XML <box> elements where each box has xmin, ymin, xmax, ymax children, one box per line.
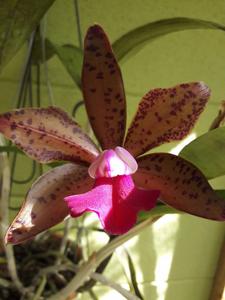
<box><xmin>88</xmin><ymin>146</ymin><xmax>138</xmax><ymax>179</ymax></box>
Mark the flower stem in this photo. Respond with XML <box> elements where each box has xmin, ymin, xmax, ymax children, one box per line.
<box><xmin>46</xmin><ymin>216</ymin><xmax>161</xmax><ymax>300</ymax></box>
<box><xmin>90</xmin><ymin>272</ymin><xmax>140</xmax><ymax>300</ymax></box>
<box><xmin>0</xmin><ymin>135</ymin><xmax>25</xmax><ymax>293</ymax></box>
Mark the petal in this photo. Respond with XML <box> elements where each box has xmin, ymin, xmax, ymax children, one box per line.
<box><xmin>0</xmin><ymin>107</ymin><xmax>99</xmax><ymax>164</ymax></box>
<box><xmin>115</xmin><ymin>146</ymin><xmax>138</xmax><ymax>172</ymax></box>
<box><xmin>134</xmin><ymin>153</ymin><xmax>225</xmax><ymax>221</ymax></box>
<box><xmin>124</xmin><ymin>82</ymin><xmax>210</xmax><ymax>157</ymax></box>
<box><xmin>88</xmin><ymin>148</ymin><xmax>138</xmax><ymax>178</ymax></box>
<box><xmin>5</xmin><ymin>163</ymin><xmax>94</xmax><ymax>244</ymax></box>
<box><xmin>65</xmin><ymin>175</ymin><xmax>159</xmax><ymax>235</ymax></box>
<box><xmin>82</xmin><ymin>25</ymin><xmax>126</xmax><ymax>149</ymax></box>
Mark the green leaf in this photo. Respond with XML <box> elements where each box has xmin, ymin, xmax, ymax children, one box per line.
<box><xmin>0</xmin><ymin>0</ymin><xmax>55</xmax><ymax>70</ymax></box>
<box><xmin>216</xmin><ymin>190</ymin><xmax>225</xmax><ymax>199</ymax></box>
<box><xmin>48</xmin><ymin>41</ymin><xmax>83</xmax><ymax>89</ymax></box>
<box><xmin>47</xmin><ymin>18</ymin><xmax>225</xmax><ymax>90</ymax></box>
<box><xmin>126</xmin><ymin>251</ymin><xmax>144</xmax><ymax>300</ymax></box>
<box><xmin>180</xmin><ymin>127</ymin><xmax>225</xmax><ymax>179</ymax></box>
<box><xmin>138</xmin><ymin>204</ymin><xmax>179</xmax><ymax>222</ymax></box>
<box><xmin>31</xmin><ymin>37</ymin><xmax>55</xmax><ymax>65</ymax></box>
<box><xmin>112</xmin><ymin>17</ymin><xmax>225</xmax><ymax>63</ymax></box>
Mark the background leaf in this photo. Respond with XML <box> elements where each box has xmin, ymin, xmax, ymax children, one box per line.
<box><xmin>112</xmin><ymin>17</ymin><xmax>225</xmax><ymax>62</ymax></box>
<box><xmin>216</xmin><ymin>190</ymin><xmax>225</xmax><ymax>198</ymax></box>
<box><xmin>31</xmin><ymin>37</ymin><xmax>55</xmax><ymax>65</ymax></box>
<box><xmin>138</xmin><ymin>204</ymin><xmax>179</xmax><ymax>222</ymax></box>
<box><xmin>49</xmin><ymin>17</ymin><xmax>225</xmax><ymax>90</ymax></box>
<box><xmin>180</xmin><ymin>127</ymin><xmax>225</xmax><ymax>179</ymax></box>
<box><xmin>126</xmin><ymin>250</ymin><xmax>144</xmax><ymax>300</ymax></box>
<box><xmin>0</xmin><ymin>0</ymin><xmax>55</xmax><ymax>70</ymax></box>
<box><xmin>49</xmin><ymin>41</ymin><xmax>83</xmax><ymax>89</ymax></box>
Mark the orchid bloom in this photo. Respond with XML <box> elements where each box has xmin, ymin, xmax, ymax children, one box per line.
<box><xmin>0</xmin><ymin>25</ymin><xmax>224</xmax><ymax>244</ymax></box>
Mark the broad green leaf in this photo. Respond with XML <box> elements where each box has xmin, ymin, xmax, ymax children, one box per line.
<box><xmin>135</xmin><ymin>153</ymin><xmax>225</xmax><ymax>221</ymax></box>
<box><xmin>31</xmin><ymin>37</ymin><xmax>55</xmax><ymax>65</ymax></box>
<box><xmin>0</xmin><ymin>0</ymin><xmax>55</xmax><ymax>70</ymax></box>
<box><xmin>180</xmin><ymin>127</ymin><xmax>225</xmax><ymax>179</ymax></box>
<box><xmin>49</xmin><ymin>18</ymin><xmax>225</xmax><ymax>91</ymax></box>
<box><xmin>0</xmin><ymin>107</ymin><xmax>99</xmax><ymax>164</ymax></box>
<box><xmin>49</xmin><ymin>41</ymin><xmax>83</xmax><ymax>89</ymax></box>
<box><xmin>112</xmin><ymin>17</ymin><xmax>225</xmax><ymax>63</ymax></box>
<box><xmin>125</xmin><ymin>82</ymin><xmax>210</xmax><ymax>157</ymax></box>
<box><xmin>6</xmin><ymin>163</ymin><xmax>93</xmax><ymax>244</ymax></box>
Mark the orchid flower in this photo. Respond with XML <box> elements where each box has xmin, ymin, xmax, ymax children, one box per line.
<box><xmin>1</xmin><ymin>25</ymin><xmax>224</xmax><ymax>245</ymax></box>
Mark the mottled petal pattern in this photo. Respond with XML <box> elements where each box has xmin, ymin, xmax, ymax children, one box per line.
<box><xmin>82</xmin><ymin>24</ymin><xmax>126</xmax><ymax>149</ymax></box>
<box><xmin>65</xmin><ymin>175</ymin><xmax>159</xmax><ymax>235</ymax></box>
<box><xmin>125</xmin><ymin>82</ymin><xmax>210</xmax><ymax>157</ymax></box>
<box><xmin>0</xmin><ymin>107</ymin><xmax>99</xmax><ymax>164</ymax></box>
<box><xmin>6</xmin><ymin>163</ymin><xmax>93</xmax><ymax>244</ymax></box>
<box><xmin>134</xmin><ymin>153</ymin><xmax>225</xmax><ymax>221</ymax></box>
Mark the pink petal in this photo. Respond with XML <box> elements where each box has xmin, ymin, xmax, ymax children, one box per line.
<box><xmin>88</xmin><ymin>148</ymin><xmax>138</xmax><ymax>178</ymax></box>
<box><xmin>115</xmin><ymin>146</ymin><xmax>138</xmax><ymax>172</ymax></box>
<box><xmin>65</xmin><ymin>175</ymin><xmax>159</xmax><ymax>235</ymax></box>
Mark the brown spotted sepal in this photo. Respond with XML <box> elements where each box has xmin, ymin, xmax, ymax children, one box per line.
<box><xmin>0</xmin><ymin>107</ymin><xmax>99</xmax><ymax>164</ymax></box>
<box><xmin>82</xmin><ymin>24</ymin><xmax>126</xmax><ymax>150</ymax></box>
<box><xmin>5</xmin><ymin>163</ymin><xmax>94</xmax><ymax>245</ymax></box>
<box><xmin>125</xmin><ymin>82</ymin><xmax>210</xmax><ymax>157</ymax></box>
<box><xmin>134</xmin><ymin>153</ymin><xmax>225</xmax><ymax>221</ymax></box>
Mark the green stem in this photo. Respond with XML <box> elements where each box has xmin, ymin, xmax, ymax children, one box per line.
<box><xmin>0</xmin><ymin>136</ymin><xmax>25</xmax><ymax>293</ymax></box>
<box><xmin>32</xmin><ymin>276</ymin><xmax>47</xmax><ymax>300</ymax></box>
<box><xmin>46</xmin><ymin>216</ymin><xmax>161</xmax><ymax>300</ymax></box>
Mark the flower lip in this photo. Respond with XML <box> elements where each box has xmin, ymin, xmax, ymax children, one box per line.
<box><xmin>88</xmin><ymin>146</ymin><xmax>138</xmax><ymax>179</ymax></box>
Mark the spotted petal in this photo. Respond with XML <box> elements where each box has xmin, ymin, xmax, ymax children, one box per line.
<box><xmin>0</xmin><ymin>107</ymin><xmax>99</xmax><ymax>164</ymax></box>
<box><xmin>65</xmin><ymin>175</ymin><xmax>159</xmax><ymax>235</ymax></box>
<box><xmin>5</xmin><ymin>163</ymin><xmax>93</xmax><ymax>244</ymax></box>
<box><xmin>125</xmin><ymin>82</ymin><xmax>210</xmax><ymax>157</ymax></box>
<box><xmin>134</xmin><ymin>153</ymin><xmax>225</xmax><ymax>221</ymax></box>
<box><xmin>82</xmin><ymin>25</ymin><xmax>126</xmax><ymax>149</ymax></box>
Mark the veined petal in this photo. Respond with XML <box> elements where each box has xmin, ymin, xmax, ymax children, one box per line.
<box><xmin>0</xmin><ymin>107</ymin><xmax>99</xmax><ymax>164</ymax></box>
<box><xmin>82</xmin><ymin>25</ymin><xmax>126</xmax><ymax>149</ymax></box>
<box><xmin>125</xmin><ymin>82</ymin><xmax>210</xmax><ymax>157</ymax></box>
<box><xmin>134</xmin><ymin>153</ymin><xmax>225</xmax><ymax>221</ymax></box>
<box><xmin>5</xmin><ymin>163</ymin><xmax>93</xmax><ymax>244</ymax></box>
<box><xmin>65</xmin><ymin>175</ymin><xmax>159</xmax><ymax>235</ymax></box>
